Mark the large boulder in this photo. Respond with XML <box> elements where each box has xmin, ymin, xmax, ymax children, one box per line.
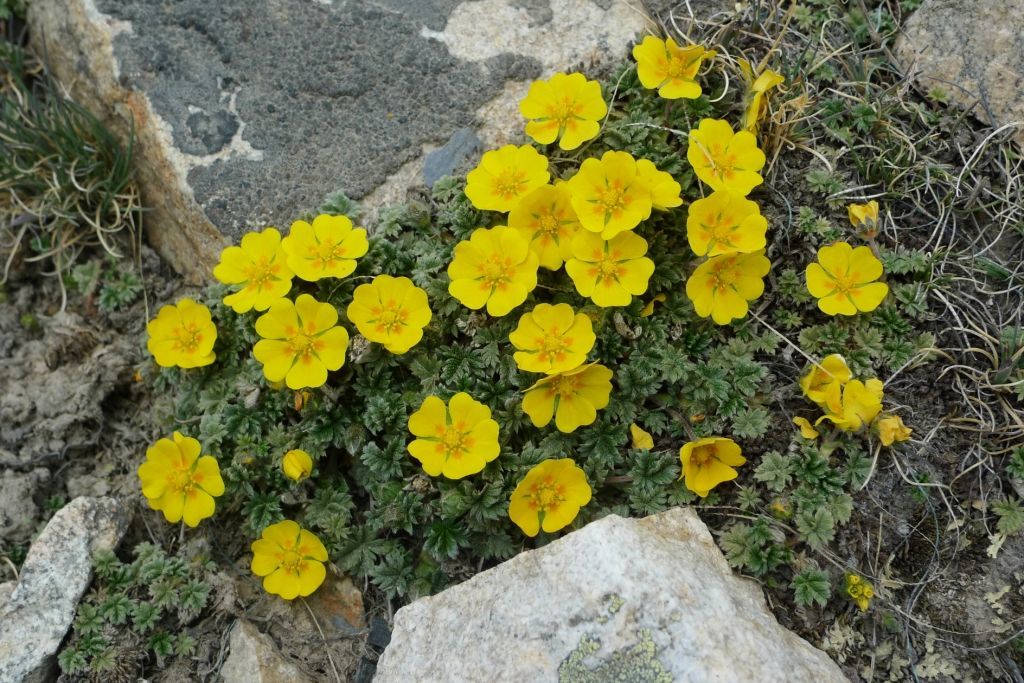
<box><xmin>375</xmin><ymin>507</ymin><xmax>848</xmax><ymax>682</ymax></box>
<box><xmin>896</xmin><ymin>0</ymin><xmax>1024</xmax><ymax>144</ymax></box>
<box><xmin>0</xmin><ymin>497</ymin><xmax>128</xmax><ymax>683</ymax></box>
<box><xmin>28</xmin><ymin>0</ymin><xmax>651</xmax><ymax>282</ymax></box>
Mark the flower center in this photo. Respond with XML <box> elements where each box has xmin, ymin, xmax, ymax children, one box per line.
<box><xmin>244</xmin><ymin>257</ymin><xmax>279</xmax><ymax>291</ymax></box>
<box><xmin>311</xmin><ymin>239</ymin><xmax>349</xmax><ymax>269</ymax></box>
<box><xmin>289</xmin><ymin>333</ymin><xmax>322</xmax><ymax>360</ymax></box>
<box><xmin>535</xmin><ymin>331</ymin><xmax>571</xmax><ymax>365</ymax></box>
<box><xmin>439</xmin><ymin>425</ymin><xmax>473</xmax><ymax>459</ymax></box>
<box><xmin>666</xmin><ymin>53</ymin><xmax>699</xmax><ymax>79</ymax></box>
<box><xmin>546</xmin><ymin>373</ymin><xmax>583</xmax><ymax>399</ymax></box>
<box><xmin>704</xmin><ymin>144</ymin><xmax>738</xmax><ymax>180</ymax></box>
<box><xmin>594</xmin><ymin>181</ymin><xmax>630</xmax><ymax>217</ymax></box>
<box><xmin>691</xmin><ymin>444</ymin><xmax>716</xmax><ymax>468</ymax></box>
<box><xmin>705</xmin><ymin>259</ymin><xmax>740</xmax><ymax>293</ymax></box>
<box><xmin>174</xmin><ymin>323</ymin><xmax>202</xmax><ymax>353</ymax></box>
<box><xmin>280</xmin><ymin>549</ymin><xmax>303</xmax><ymax>573</ymax></box>
<box><xmin>480</xmin><ymin>254</ymin><xmax>515</xmax><ymax>289</ymax></box>
<box><xmin>700</xmin><ymin>213</ymin><xmax>737</xmax><ymax>245</ymax></box>
<box><xmin>167</xmin><ymin>462</ymin><xmax>198</xmax><ymax>495</ymax></box>
<box><xmin>547</xmin><ymin>96</ymin><xmax>581</xmax><ymax>128</ymax></box>
<box><xmin>373</xmin><ymin>300</ymin><xmax>408</xmax><ymax>335</ymax></box>
<box><xmin>526</xmin><ymin>476</ymin><xmax>566</xmax><ymax>512</ymax></box>
<box><xmin>830</xmin><ymin>270</ymin><xmax>863</xmax><ymax>297</ymax></box>
<box><xmin>494</xmin><ymin>170</ymin><xmax>527</xmax><ymax>200</ymax></box>
<box><xmin>537</xmin><ymin>213</ymin><xmax>560</xmax><ymax>237</ymax></box>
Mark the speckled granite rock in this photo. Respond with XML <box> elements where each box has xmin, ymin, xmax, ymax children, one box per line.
<box><xmin>221</xmin><ymin>620</ymin><xmax>313</xmax><ymax>683</ymax></box>
<box><xmin>28</xmin><ymin>0</ymin><xmax>651</xmax><ymax>281</ymax></box>
<box><xmin>375</xmin><ymin>507</ymin><xmax>848</xmax><ymax>682</ymax></box>
<box><xmin>0</xmin><ymin>497</ymin><xmax>128</xmax><ymax>683</ymax></box>
<box><xmin>896</xmin><ymin>0</ymin><xmax>1024</xmax><ymax>144</ymax></box>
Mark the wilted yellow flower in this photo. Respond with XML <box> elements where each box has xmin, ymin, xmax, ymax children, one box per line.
<box><xmin>447</xmin><ymin>226</ymin><xmax>539</xmax><ymax>317</ymax></box>
<box><xmin>509</xmin><ymin>303</ymin><xmax>595</xmax><ymax>375</ymax></box>
<box><xmin>799</xmin><ymin>354</ymin><xmax>852</xmax><ymax>414</ymax></box>
<box><xmin>679</xmin><ymin>436</ymin><xmax>745</xmax><ymax>497</ymax></box>
<box><xmin>566</xmin><ymin>150</ymin><xmax>652</xmax><ymax>239</ymax></box>
<box><xmin>846</xmin><ymin>573</ymin><xmax>875</xmax><ymax>612</ymax></box>
<box><xmin>792</xmin><ymin>416</ymin><xmax>820</xmax><ymax>440</ymax></box>
<box><xmin>522</xmin><ymin>363</ymin><xmax>613</xmax><ymax>433</ymax></box>
<box><xmin>281</xmin><ymin>214</ymin><xmax>368</xmax><ymax>282</ymax></box>
<box><xmin>509</xmin><ymin>458</ymin><xmax>592</xmax><ymax>537</ymax></box>
<box><xmin>630</xmin><ymin>423</ymin><xmax>654</xmax><ymax>450</ymax></box>
<box><xmin>565</xmin><ymin>231</ymin><xmax>655</xmax><ymax>308</ymax></box>
<box><xmin>520</xmin><ymin>72</ymin><xmax>607</xmax><ymax>150</ymax></box>
<box><xmin>685</xmin><ymin>190</ymin><xmax>768</xmax><ymax>256</ymax></box>
<box><xmin>407</xmin><ymin>393</ymin><xmax>500</xmax><ymax>479</ymax></box>
<box><xmin>146</xmin><ymin>298</ymin><xmax>217</xmax><ymax>369</ymax></box>
<box><xmin>687</xmin><ymin>118</ymin><xmax>766</xmax><ymax>196</ymax></box>
<box><xmin>281</xmin><ymin>449</ymin><xmax>313</xmax><ymax>482</ymax></box>
<box><xmin>739</xmin><ymin>59</ymin><xmax>785</xmax><ymax>134</ymax></box>
<box><xmin>685</xmin><ymin>251</ymin><xmax>770</xmax><ymax>325</ymax></box>
<box><xmin>213</xmin><ymin>228</ymin><xmax>293</xmax><ymax>313</ymax></box>
<box><xmin>806</xmin><ymin>241</ymin><xmax>889</xmax><ymax>316</ymax></box>
<box><xmin>817</xmin><ymin>378</ymin><xmax>884</xmax><ymax>431</ymax></box>
<box><xmin>347</xmin><ymin>275</ymin><xmax>432</xmax><ymax>354</ymax></box>
<box><xmin>251</xmin><ymin>520</ymin><xmax>328</xmax><ymax>600</ymax></box>
<box><xmin>138</xmin><ymin>431</ymin><xmax>224</xmax><ymax>527</ymax></box>
<box><xmin>507</xmin><ymin>184</ymin><xmax>581</xmax><ymax>270</ymax></box>
<box><xmin>465</xmin><ymin>144</ymin><xmax>550</xmax><ymax>212</ymax></box>
<box><xmin>632</xmin><ymin>36</ymin><xmax>716</xmax><ymax>100</ymax></box>
<box><xmin>253</xmin><ymin>294</ymin><xmax>349</xmax><ymax>390</ymax></box>
<box><xmin>636</xmin><ymin>159</ymin><xmax>683</xmax><ymax>211</ymax></box>
<box><xmin>848</xmin><ymin>200</ymin><xmax>880</xmax><ymax>238</ymax></box>
<box><xmin>876</xmin><ymin>414</ymin><xmax>912</xmax><ymax>446</ymax></box>
<box><xmin>639</xmin><ymin>293</ymin><xmax>667</xmax><ymax>317</ymax></box>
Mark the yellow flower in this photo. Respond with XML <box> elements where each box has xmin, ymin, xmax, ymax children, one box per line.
<box><xmin>519</xmin><ymin>72</ymin><xmax>607</xmax><ymax>151</ymax></box>
<box><xmin>806</xmin><ymin>241</ymin><xmax>889</xmax><ymax>316</ymax></box>
<box><xmin>250</xmin><ymin>520</ymin><xmax>328</xmax><ymax>600</ymax></box>
<box><xmin>507</xmin><ymin>184</ymin><xmax>582</xmax><ymax>270</ymax></box>
<box><xmin>630</xmin><ymin>423</ymin><xmax>654</xmax><ymax>450</ymax></box>
<box><xmin>799</xmin><ymin>354</ymin><xmax>852</xmax><ymax>414</ymax></box>
<box><xmin>566</xmin><ymin>150</ymin><xmax>652</xmax><ymax>239</ymax></box>
<box><xmin>522</xmin><ymin>363</ymin><xmax>613</xmax><ymax>433</ymax></box>
<box><xmin>347</xmin><ymin>275</ymin><xmax>432</xmax><ymax>354</ymax></box>
<box><xmin>685</xmin><ymin>190</ymin><xmax>768</xmax><ymax>256</ymax></box>
<box><xmin>281</xmin><ymin>449</ymin><xmax>314</xmax><ymax>482</ymax></box>
<box><xmin>565</xmin><ymin>231</ymin><xmax>655</xmax><ymax>308</ymax></box>
<box><xmin>253</xmin><ymin>294</ymin><xmax>349</xmax><ymax>390</ymax></box>
<box><xmin>848</xmin><ymin>200</ymin><xmax>880</xmax><ymax>238</ymax></box>
<box><xmin>138</xmin><ymin>432</ymin><xmax>224</xmax><ymax>527</ymax></box>
<box><xmin>281</xmin><ymin>214</ymin><xmax>368</xmax><ymax>282</ymax></box>
<box><xmin>407</xmin><ymin>393</ymin><xmax>500</xmax><ymax>479</ymax></box>
<box><xmin>845</xmin><ymin>573</ymin><xmax>875</xmax><ymax>612</ymax></box>
<box><xmin>792</xmin><ymin>417</ymin><xmax>820</xmax><ymax>440</ymax></box>
<box><xmin>465</xmin><ymin>144</ymin><xmax>550</xmax><ymax>212</ymax></box>
<box><xmin>876</xmin><ymin>414</ymin><xmax>912</xmax><ymax>446</ymax></box>
<box><xmin>509</xmin><ymin>303</ymin><xmax>595</xmax><ymax>375</ymax></box>
<box><xmin>146</xmin><ymin>298</ymin><xmax>217</xmax><ymax>369</ymax></box>
<box><xmin>447</xmin><ymin>226</ymin><xmax>539</xmax><ymax>317</ymax></box>
<box><xmin>679</xmin><ymin>436</ymin><xmax>745</xmax><ymax>497</ymax></box>
<box><xmin>685</xmin><ymin>251</ymin><xmax>770</xmax><ymax>325</ymax></box>
<box><xmin>687</xmin><ymin>118</ymin><xmax>766</xmax><ymax>196</ymax></box>
<box><xmin>817</xmin><ymin>379</ymin><xmax>884</xmax><ymax>432</ymax></box>
<box><xmin>632</xmin><ymin>36</ymin><xmax>716</xmax><ymax>100</ymax></box>
<box><xmin>509</xmin><ymin>458</ymin><xmax>592</xmax><ymax>537</ymax></box>
<box><xmin>739</xmin><ymin>59</ymin><xmax>785</xmax><ymax>134</ymax></box>
<box><xmin>639</xmin><ymin>293</ymin><xmax>667</xmax><ymax>317</ymax></box>
<box><xmin>213</xmin><ymin>228</ymin><xmax>293</xmax><ymax>313</ymax></box>
<box><xmin>636</xmin><ymin>159</ymin><xmax>683</xmax><ymax>211</ymax></box>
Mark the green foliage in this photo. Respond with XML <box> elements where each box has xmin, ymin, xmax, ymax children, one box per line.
<box><xmin>993</xmin><ymin>498</ymin><xmax>1024</xmax><ymax>536</ymax></box>
<box><xmin>0</xmin><ymin>0</ymin><xmax>27</xmax><ymax>20</ymax></box>
<box><xmin>59</xmin><ymin>543</ymin><xmax>212</xmax><ymax>677</ymax></box>
<box><xmin>792</xmin><ymin>566</ymin><xmax>832</xmax><ymax>608</ymax></box>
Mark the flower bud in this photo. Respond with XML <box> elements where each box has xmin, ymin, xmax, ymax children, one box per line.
<box><xmin>282</xmin><ymin>449</ymin><xmax>313</xmax><ymax>482</ymax></box>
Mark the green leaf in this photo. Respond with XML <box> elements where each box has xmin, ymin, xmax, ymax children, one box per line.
<box><xmin>792</xmin><ymin>568</ymin><xmax>831</xmax><ymax>608</ymax></box>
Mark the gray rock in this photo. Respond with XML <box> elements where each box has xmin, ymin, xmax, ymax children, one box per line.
<box><xmin>28</xmin><ymin>0</ymin><xmax>652</xmax><ymax>281</ymax></box>
<box><xmin>896</xmin><ymin>0</ymin><xmax>1024</xmax><ymax>144</ymax></box>
<box><xmin>0</xmin><ymin>497</ymin><xmax>128</xmax><ymax>683</ymax></box>
<box><xmin>0</xmin><ymin>468</ymin><xmax>48</xmax><ymax>541</ymax></box>
<box><xmin>0</xmin><ymin>582</ymin><xmax>13</xmax><ymax>608</ymax></box>
<box><xmin>221</xmin><ymin>620</ymin><xmax>313</xmax><ymax>683</ymax></box>
<box><xmin>375</xmin><ymin>508</ymin><xmax>848</xmax><ymax>682</ymax></box>
<box><xmin>423</xmin><ymin>128</ymin><xmax>482</xmax><ymax>188</ymax></box>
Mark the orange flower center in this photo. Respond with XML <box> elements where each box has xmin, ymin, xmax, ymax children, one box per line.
<box><xmin>244</xmin><ymin>257</ymin><xmax>281</xmax><ymax>291</ymax></box>
<box><xmin>703</xmin><ymin>143</ymin><xmax>739</xmax><ymax>181</ymax></box>
<box><xmin>828</xmin><ymin>270</ymin><xmax>863</xmax><ymax>298</ymax></box>
<box><xmin>537</xmin><ymin>212</ymin><xmax>560</xmax><ymax>238</ymax></box>
<box><xmin>288</xmin><ymin>333</ymin><xmax>324</xmax><ymax>361</ymax></box>
<box><xmin>691</xmin><ymin>444</ymin><xmax>717</xmax><ymax>468</ymax></box>
<box><xmin>494</xmin><ymin>169</ymin><xmax>527</xmax><ymax>200</ymax></box>
<box><xmin>309</xmin><ymin>239</ymin><xmax>351</xmax><ymax>270</ymax></box>
<box><xmin>166</xmin><ymin>460</ymin><xmax>200</xmax><ymax>496</ymax></box>
<box><xmin>526</xmin><ymin>475</ymin><xmax>566</xmax><ymax>512</ymax></box>
<box><xmin>545</xmin><ymin>372</ymin><xmax>584</xmax><ymax>400</ymax></box>
<box><xmin>371</xmin><ymin>300</ymin><xmax>408</xmax><ymax>335</ymax></box>
<box><xmin>593</xmin><ymin>181</ymin><xmax>631</xmax><ymax>218</ymax></box>
<box><xmin>666</xmin><ymin>52</ymin><xmax>700</xmax><ymax>80</ymax></box>
<box><xmin>534</xmin><ymin>330</ymin><xmax>572</xmax><ymax>365</ymax></box>
<box><xmin>546</xmin><ymin>96</ymin><xmax>582</xmax><ymax>129</ymax></box>
<box><xmin>705</xmin><ymin>258</ymin><xmax>741</xmax><ymax>293</ymax></box>
<box><xmin>173</xmin><ymin>322</ymin><xmax>203</xmax><ymax>354</ymax></box>
<box><xmin>700</xmin><ymin>212</ymin><xmax>738</xmax><ymax>246</ymax></box>
<box><xmin>438</xmin><ymin>424</ymin><xmax>474</xmax><ymax>460</ymax></box>
<box><xmin>480</xmin><ymin>253</ymin><xmax>516</xmax><ymax>290</ymax></box>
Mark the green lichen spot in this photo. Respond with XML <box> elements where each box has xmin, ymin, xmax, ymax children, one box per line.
<box><xmin>558</xmin><ymin>629</ymin><xmax>672</xmax><ymax>683</ymax></box>
<box><xmin>606</xmin><ymin>594</ymin><xmax>625</xmax><ymax>615</ymax></box>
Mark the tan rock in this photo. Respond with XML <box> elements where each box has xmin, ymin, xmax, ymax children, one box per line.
<box><xmin>221</xmin><ymin>620</ymin><xmax>313</xmax><ymax>683</ymax></box>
